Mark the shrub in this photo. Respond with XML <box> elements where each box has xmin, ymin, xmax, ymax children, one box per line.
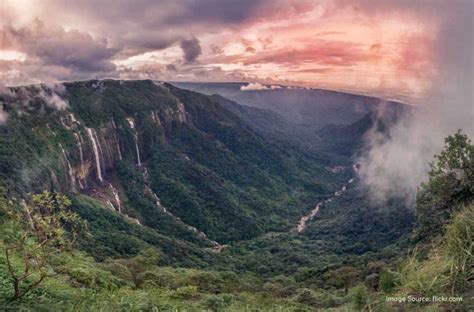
<box><xmin>350</xmin><ymin>284</ymin><xmax>368</xmax><ymax>311</ymax></box>
<box><xmin>172</xmin><ymin>285</ymin><xmax>199</xmax><ymax>299</ymax></box>
<box><xmin>379</xmin><ymin>268</ymin><xmax>396</xmax><ymax>293</ymax></box>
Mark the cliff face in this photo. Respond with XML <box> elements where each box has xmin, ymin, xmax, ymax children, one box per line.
<box><xmin>0</xmin><ymin>79</ymin><xmax>347</xmax><ymax>245</ymax></box>
<box><xmin>1</xmin><ymin>80</ymin><xmax>181</xmax><ymax>191</ymax></box>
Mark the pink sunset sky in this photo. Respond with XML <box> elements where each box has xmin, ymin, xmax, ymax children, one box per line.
<box><xmin>1</xmin><ymin>0</ymin><xmax>472</xmax><ymax>102</ymax></box>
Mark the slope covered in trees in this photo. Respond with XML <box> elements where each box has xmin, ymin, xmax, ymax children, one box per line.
<box><xmin>0</xmin><ymin>80</ymin><xmax>470</xmax><ymax>310</ymax></box>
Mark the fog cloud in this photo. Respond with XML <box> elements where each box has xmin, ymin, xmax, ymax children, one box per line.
<box><xmin>240</xmin><ymin>82</ymin><xmax>282</xmax><ymax>91</ymax></box>
<box><xmin>358</xmin><ymin>0</ymin><xmax>474</xmax><ymax>204</ymax></box>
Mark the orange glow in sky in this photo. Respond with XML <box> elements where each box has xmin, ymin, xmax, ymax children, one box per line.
<box><xmin>0</xmin><ymin>0</ymin><xmax>446</xmax><ymax>102</ymax></box>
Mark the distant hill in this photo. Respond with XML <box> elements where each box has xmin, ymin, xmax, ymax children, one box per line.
<box><xmin>172</xmin><ymin>82</ymin><xmax>407</xmax><ymax>128</ymax></box>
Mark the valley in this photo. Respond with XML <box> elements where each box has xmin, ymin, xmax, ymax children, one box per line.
<box><xmin>1</xmin><ymin>1</ymin><xmax>472</xmax><ymax>310</ymax></box>
<box><xmin>0</xmin><ymin>79</ymin><xmax>470</xmax><ymax>311</ymax></box>
<box><xmin>294</xmin><ymin>162</ymin><xmax>361</xmax><ymax>233</ymax></box>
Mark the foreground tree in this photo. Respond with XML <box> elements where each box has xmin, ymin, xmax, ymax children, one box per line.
<box><xmin>416</xmin><ymin>130</ymin><xmax>474</xmax><ymax>237</ymax></box>
<box><xmin>0</xmin><ymin>191</ymin><xmax>86</xmax><ymax>300</ymax></box>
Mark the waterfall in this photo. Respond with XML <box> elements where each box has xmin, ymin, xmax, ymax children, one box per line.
<box><xmin>73</xmin><ymin>133</ymin><xmax>86</xmax><ymax>189</ymax></box>
<box><xmin>86</xmin><ymin>127</ymin><xmax>104</xmax><ymax>182</ymax></box>
<box><xmin>60</xmin><ymin>113</ymin><xmax>81</xmax><ymax>129</ymax></box>
<box><xmin>126</xmin><ymin>216</ymin><xmax>141</xmax><ymax>226</ymax></box>
<box><xmin>58</xmin><ymin>143</ymin><xmax>77</xmax><ymax>192</ymax></box>
<box><xmin>69</xmin><ymin>113</ymin><xmax>80</xmax><ymax>125</ymax></box>
<box><xmin>127</xmin><ymin>117</ymin><xmax>141</xmax><ymax>166</ymax></box>
<box><xmin>109</xmin><ymin>183</ymin><xmax>121</xmax><ymax>213</ymax></box>
<box><xmin>93</xmin><ymin>129</ymin><xmax>106</xmax><ymax>172</ymax></box>
<box><xmin>176</xmin><ymin>101</ymin><xmax>187</xmax><ymax>123</ymax></box>
<box><xmin>146</xmin><ymin>185</ymin><xmax>168</xmax><ymax>213</ymax></box>
<box><xmin>151</xmin><ymin>111</ymin><xmax>161</xmax><ymax>126</ymax></box>
<box><xmin>106</xmin><ymin>200</ymin><xmax>115</xmax><ymax>211</ymax></box>
<box><xmin>111</xmin><ymin>118</ymin><xmax>123</xmax><ymax>160</ymax></box>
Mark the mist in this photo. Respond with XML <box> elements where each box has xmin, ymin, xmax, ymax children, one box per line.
<box><xmin>359</xmin><ymin>1</ymin><xmax>474</xmax><ymax>204</ymax></box>
<box><xmin>0</xmin><ymin>83</ymin><xmax>69</xmax><ymax>122</ymax></box>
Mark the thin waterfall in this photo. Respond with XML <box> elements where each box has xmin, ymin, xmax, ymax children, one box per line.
<box><xmin>69</xmin><ymin>113</ymin><xmax>80</xmax><ymax>125</ymax></box>
<box><xmin>151</xmin><ymin>111</ymin><xmax>161</xmax><ymax>126</ymax></box>
<box><xmin>86</xmin><ymin>128</ymin><xmax>103</xmax><ymax>182</ymax></box>
<box><xmin>109</xmin><ymin>183</ymin><xmax>121</xmax><ymax>213</ymax></box>
<box><xmin>73</xmin><ymin>133</ymin><xmax>86</xmax><ymax>189</ymax></box>
<box><xmin>127</xmin><ymin>117</ymin><xmax>141</xmax><ymax>166</ymax></box>
<box><xmin>111</xmin><ymin>118</ymin><xmax>123</xmax><ymax>161</ymax></box>
<box><xmin>58</xmin><ymin>143</ymin><xmax>77</xmax><ymax>192</ymax></box>
<box><xmin>92</xmin><ymin>129</ymin><xmax>105</xmax><ymax>173</ymax></box>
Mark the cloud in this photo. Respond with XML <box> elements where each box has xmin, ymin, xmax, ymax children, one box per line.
<box><xmin>240</xmin><ymin>82</ymin><xmax>282</xmax><ymax>91</ymax></box>
<box><xmin>224</xmin><ymin>40</ymin><xmax>375</xmax><ymax>67</ymax></box>
<box><xmin>2</xmin><ymin>84</ymin><xmax>69</xmax><ymax>112</ymax></box>
<box><xmin>0</xmin><ymin>0</ymin><xmax>470</xmax><ymax>106</ymax></box>
<box><xmin>358</xmin><ymin>0</ymin><xmax>474</xmax><ymax>204</ymax></box>
<box><xmin>39</xmin><ymin>84</ymin><xmax>69</xmax><ymax>110</ymax></box>
<box><xmin>180</xmin><ymin>37</ymin><xmax>202</xmax><ymax>63</ymax></box>
<box><xmin>166</xmin><ymin>64</ymin><xmax>177</xmax><ymax>71</ymax></box>
<box><xmin>1</xmin><ymin>20</ymin><xmax>118</xmax><ymax>85</ymax></box>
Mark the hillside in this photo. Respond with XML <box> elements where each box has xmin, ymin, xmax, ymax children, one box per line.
<box><xmin>1</xmin><ymin>80</ymin><xmax>468</xmax><ymax>311</ymax></box>
<box><xmin>0</xmin><ymin>79</ymin><xmax>352</xmax><ymax>255</ymax></box>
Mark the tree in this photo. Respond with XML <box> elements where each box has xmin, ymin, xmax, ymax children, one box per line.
<box><xmin>324</xmin><ymin>266</ymin><xmax>361</xmax><ymax>293</ymax></box>
<box><xmin>1</xmin><ymin>191</ymin><xmax>86</xmax><ymax>300</ymax></box>
<box><xmin>416</xmin><ymin>130</ymin><xmax>474</xmax><ymax>237</ymax></box>
<box><xmin>110</xmin><ymin>247</ymin><xmax>162</xmax><ymax>288</ymax></box>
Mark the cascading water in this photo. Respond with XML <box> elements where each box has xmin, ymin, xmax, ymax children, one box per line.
<box><xmin>69</xmin><ymin>113</ymin><xmax>80</xmax><ymax>125</ymax></box>
<box><xmin>109</xmin><ymin>183</ymin><xmax>121</xmax><ymax>213</ymax></box>
<box><xmin>126</xmin><ymin>117</ymin><xmax>141</xmax><ymax>166</ymax></box>
<box><xmin>150</xmin><ymin>111</ymin><xmax>161</xmax><ymax>126</ymax></box>
<box><xmin>93</xmin><ymin>129</ymin><xmax>106</xmax><ymax>172</ymax></box>
<box><xmin>73</xmin><ymin>133</ymin><xmax>86</xmax><ymax>189</ymax></box>
<box><xmin>58</xmin><ymin>143</ymin><xmax>77</xmax><ymax>192</ymax></box>
<box><xmin>86</xmin><ymin>127</ymin><xmax>104</xmax><ymax>182</ymax></box>
<box><xmin>111</xmin><ymin>118</ymin><xmax>123</xmax><ymax>160</ymax></box>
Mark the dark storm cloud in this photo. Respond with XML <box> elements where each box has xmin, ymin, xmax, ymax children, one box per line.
<box><xmin>0</xmin><ymin>0</ymin><xmax>278</xmax><ymax>85</ymax></box>
<box><xmin>38</xmin><ymin>0</ymin><xmax>269</xmax><ymax>55</ymax></box>
<box><xmin>2</xmin><ymin>20</ymin><xmax>117</xmax><ymax>76</ymax></box>
<box><xmin>180</xmin><ymin>37</ymin><xmax>202</xmax><ymax>63</ymax></box>
<box><xmin>160</xmin><ymin>0</ymin><xmax>264</xmax><ymax>25</ymax></box>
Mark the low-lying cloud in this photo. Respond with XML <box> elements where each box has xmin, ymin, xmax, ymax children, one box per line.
<box><xmin>358</xmin><ymin>0</ymin><xmax>474</xmax><ymax>205</ymax></box>
<box><xmin>1</xmin><ymin>83</ymin><xmax>69</xmax><ymax>117</ymax></box>
<box><xmin>240</xmin><ymin>82</ymin><xmax>282</xmax><ymax>91</ymax></box>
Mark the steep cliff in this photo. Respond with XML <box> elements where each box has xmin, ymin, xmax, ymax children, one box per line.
<box><xmin>0</xmin><ymin>80</ymin><xmax>348</xmax><ymax>252</ymax></box>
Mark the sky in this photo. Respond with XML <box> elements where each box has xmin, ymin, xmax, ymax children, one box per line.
<box><xmin>0</xmin><ymin>0</ymin><xmax>472</xmax><ymax>102</ymax></box>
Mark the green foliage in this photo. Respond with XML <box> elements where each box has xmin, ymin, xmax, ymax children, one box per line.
<box><xmin>378</xmin><ymin>268</ymin><xmax>396</xmax><ymax>293</ymax></box>
<box><xmin>2</xmin><ymin>83</ymin><xmax>470</xmax><ymax>311</ymax></box>
<box><xmin>416</xmin><ymin>131</ymin><xmax>474</xmax><ymax>237</ymax></box>
<box><xmin>350</xmin><ymin>284</ymin><xmax>368</xmax><ymax>311</ymax></box>
<box><xmin>172</xmin><ymin>285</ymin><xmax>199</xmax><ymax>299</ymax></box>
<box><xmin>0</xmin><ymin>191</ymin><xmax>86</xmax><ymax>300</ymax></box>
<box><xmin>324</xmin><ymin>266</ymin><xmax>361</xmax><ymax>293</ymax></box>
<box><xmin>444</xmin><ymin>204</ymin><xmax>474</xmax><ymax>290</ymax></box>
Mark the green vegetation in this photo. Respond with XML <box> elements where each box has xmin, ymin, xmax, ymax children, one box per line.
<box><xmin>416</xmin><ymin>131</ymin><xmax>474</xmax><ymax>237</ymax></box>
<box><xmin>0</xmin><ymin>191</ymin><xmax>85</xmax><ymax>300</ymax></box>
<box><xmin>0</xmin><ymin>81</ymin><xmax>471</xmax><ymax>310</ymax></box>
